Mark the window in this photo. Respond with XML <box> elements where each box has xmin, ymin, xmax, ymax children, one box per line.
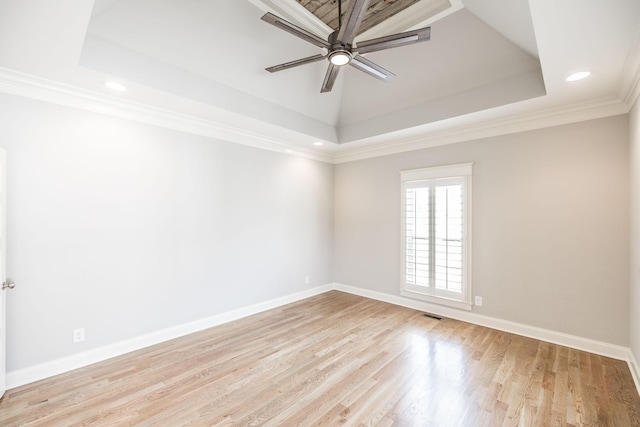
<box><xmin>400</xmin><ymin>163</ymin><xmax>472</xmax><ymax>310</ymax></box>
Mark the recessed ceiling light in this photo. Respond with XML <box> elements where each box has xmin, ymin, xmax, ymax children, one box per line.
<box><xmin>566</xmin><ymin>71</ymin><xmax>591</xmax><ymax>82</ymax></box>
<box><xmin>104</xmin><ymin>81</ymin><xmax>127</xmax><ymax>91</ymax></box>
<box><xmin>313</xmin><ymin>142</ymin><xmax>324</xmax><ymax>146</ymax></box>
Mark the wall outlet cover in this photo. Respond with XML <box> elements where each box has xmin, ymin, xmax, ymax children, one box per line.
<box><xmin>72</xmin><ymin>328</ymin><xmax>85</xmax><ymax>343</ymax></box>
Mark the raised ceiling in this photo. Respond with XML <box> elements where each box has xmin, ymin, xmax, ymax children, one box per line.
<box><xmin>0</xmin><ymin>0</ymin><xmax>638</xmax><ymax>163</ymax></box>
<box><xmin>299</xmin><ymin>0</ymin><xmax>422</xmax><ymax>34</ymax></box>
<box><xmin>78</xmin><ymin>0</ymin><xmax>544</xmax><ymax>143</ymax></box>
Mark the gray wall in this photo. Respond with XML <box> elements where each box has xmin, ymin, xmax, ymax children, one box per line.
<box><xmin>630</xmin><ymin>99</ymin><xmax>640</xmax><ymax>361</ymax></box>
<box><xmin>334</xmin><ymin>115</ymin><xmax>630</xmax><ymax>345</ymax></box>
<box><xmin>0</xmin><ymin>94</ymin><xmax>334</xmax><ymax>371</ymax></box>
<box><xmin>1</xmin><ymin>90</ymin><xmax>634</xmax><ymax>375</ymax></box>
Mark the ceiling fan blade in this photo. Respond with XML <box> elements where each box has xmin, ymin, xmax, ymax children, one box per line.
<box><xmin>356</xmin><ymin>27</ymin><xmax>431</xmax><ymax>54</ymax></box>
<box><xmin>321</xmin><ymin>64</ymin><xmax>341</xmax><ymax>93</ymax></box>
<box><xmin>336</xmin><ymin>0</ymin><xmax>371</xmax><ymax>46</ymax></box>
<box><xmin>261</xmin><ymin>13</ymin><xmax>330</xmax><ymax>49</ymax></box>
<box><xmin>350</xmin><ymin>55</ymin><xmax>395</xmax><ymax>81</ymax></box>
<box><xmin>266</xmin><ymin>54</ymin><xmax>326</xmax><ymax>73</ymax></box>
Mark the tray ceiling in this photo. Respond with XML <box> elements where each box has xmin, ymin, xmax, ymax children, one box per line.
<box><xmin>78</xmin><ymin>0</ymin><xmax>544</xmax><ymax>144</ymax></box>
<box><xmin>0</xmin><ymin>0</ymin><xmax>638</xmax><ymax>161</ymax></box>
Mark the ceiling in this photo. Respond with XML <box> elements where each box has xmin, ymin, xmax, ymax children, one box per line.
<box><xmin>299</xmin><ymin>0</ymin><xmax>423</xmax><ymax>35</ymax></box>
<box><xmin>0</xmin><ymin>0</ymin><xmax>638</xmax><ymax>163</ymax></box>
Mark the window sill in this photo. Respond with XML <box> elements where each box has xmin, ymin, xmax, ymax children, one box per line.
<box><xmin>400</xmin><ymin>289</ymin><xmax>473</xmax><ymax>311</ymax></box>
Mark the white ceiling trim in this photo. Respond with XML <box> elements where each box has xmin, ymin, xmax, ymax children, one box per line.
<box><xmin>247</xmin><ymin>0</ymin><xmax>332</xmax><ymax>38</ymax></box>
<box><xmin>357</xmin><ymin>0</ymin><xmax>461</xmax><ymax>41</ymax></box>
<box><xmin>620</xmin><ymin>25</ymin><xmax>640</xmax><ymax>108</ymax></box>
<box><xmin>331</xmin><ymin>97</ymin><xmax>629</xmax><ymax>163</ymax></box>
<box><xmin>248</xmin><ymin>0</ymin><xmax>462</xmax><ymax>42</ymax></box>
<box><xmin>0</xmin><ymin>67</ymin><xmax>332</xmax><ymax>163</ymax></box>
<box><xmin>0</xmin><ymin>66</ymin><xmax>634</xmax><ymax>166</ymax></box>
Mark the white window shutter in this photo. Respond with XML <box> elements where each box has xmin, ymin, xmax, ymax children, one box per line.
<box><xmin>400</xmin><ymin>164</ymin><xmax>472</xmax><ymax>310</ymax></box>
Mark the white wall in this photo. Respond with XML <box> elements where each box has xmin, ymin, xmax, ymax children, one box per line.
<box><xmin>334</xmin><ymin>115</ymin><xmax>630</xmax><ymax>345</ymax></box>
<box><xmin>630</xmin><ymin>99</ymin><xmax>640</xmax><ymax>363</ymax></box>
<box><xmin>0</xmin><ymin>93</ymin><xmax>333</xmax><ymax>371</ymax></box>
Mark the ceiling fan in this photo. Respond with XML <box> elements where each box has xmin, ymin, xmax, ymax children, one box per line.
<box><xmin>261</xmin><ymin>0</ymin><xmax>431</xmax><ymax>93</ymax></box>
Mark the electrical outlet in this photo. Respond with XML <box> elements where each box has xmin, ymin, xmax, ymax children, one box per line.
<box><xmin>72</xmin><ymin>328</ymin><xmax>85</xmax><ymax>343</ymax></box>
<box><xmin>474</xmin><ymin>296</ymin><xmax>483</xmax><ymax>307</ymax></box>
<box><xmin>305</xmin><ymin>276</ymin><xmax>310</xmax><ymax>285</ymax></box>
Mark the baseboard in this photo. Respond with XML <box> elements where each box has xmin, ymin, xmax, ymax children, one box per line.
<box><xmin>629</xmin><ymin>350</ymin><xmax>640</xmax><ymax>396</ymax></box>
<box><xmin>7</xmin><ymin>282</ymin><xmax>635</xmax><ymax>392</ymax></box>
<box><xmin>332</xmin><ymin>283</ymin><xmax>630</xmax><ymax>361</ymax></box>
<box><xmin>6</xmin><ymin>284</ymin><xmax>332</xmax><ymax>390</ymax></box>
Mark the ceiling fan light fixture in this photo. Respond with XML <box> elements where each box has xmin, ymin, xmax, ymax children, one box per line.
<box><xmin>329</xmin><ymin>50</ymin><xmax>352</xmax><ymax>66</ymax></box>
<box><xmin>261</xmin><ymin>0</ymin><xmax>432</xmax><ymax>93</ymax></box>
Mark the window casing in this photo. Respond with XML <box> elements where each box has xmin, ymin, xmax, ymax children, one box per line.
<box><xmin>400</xmin><ymin>163</ymin><xmax>472</xmax><ymax>310</ymax></box>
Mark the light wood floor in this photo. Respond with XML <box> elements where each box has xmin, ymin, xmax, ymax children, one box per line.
<box><xmin>1</xmin><ymin>291</ymin><xmax>639</xmax><ymax>426</ymax></box>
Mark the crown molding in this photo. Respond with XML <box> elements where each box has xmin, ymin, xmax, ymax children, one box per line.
<box><xmin>331</xmin><ymin>97</ymin><xmax>629</xmax><ymax>164</ymax></box>
<box><xmin>0</xmin><ymin>67</ymin><xmax>332</xmax><ymax>163</ymax></box>
<box><xmin>620</xmin><ymin>24</ymin><xmax>640</xmax><ymax>109</ymax></box>
<box><xmin>0</xmin><ymin>67</ymin><xmax>634</xmax><ymax>167</ymax></box>
<box><xmin>625</xmin><ymin>69</ymin><xmax>640</xmax><ymax>109</ymax></box>
<box><xmin>354</xmin><ymin>0</ymin><xmax>638</xmax><ymax>159</ymax></box>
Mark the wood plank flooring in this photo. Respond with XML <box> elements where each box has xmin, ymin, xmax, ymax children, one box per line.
<box><xmin>0</xmin><ymin>291</ymin><xmax>638</xmax><ymax>426</ymax></box>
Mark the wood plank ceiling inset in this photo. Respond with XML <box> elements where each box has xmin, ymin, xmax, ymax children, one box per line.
<box><xmin>297</xmin><ymin>0</ymin><xmax>422</xmax><ymax>34</ymax></box>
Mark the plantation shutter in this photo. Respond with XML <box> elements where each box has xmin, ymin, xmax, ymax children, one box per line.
<box><xmin>403</xmin><ymin>174</ymin><xmax>468</xmax><ymax>304</ymax></box>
